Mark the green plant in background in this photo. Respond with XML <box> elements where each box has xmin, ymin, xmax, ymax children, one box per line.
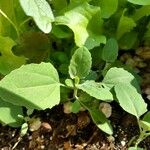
<box><xmin>0</xmin><ymin>0</ymin><xmax>150</xmax><ymax>149</ymax></box>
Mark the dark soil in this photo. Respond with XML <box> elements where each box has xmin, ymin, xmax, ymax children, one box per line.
<box><xmin>0</xmin><ymin>49</ymin><xmax>150</xmax><ymax>150</ymax></box>
<box><xmin>0</xmin><ymin>103</ymin><xmax>150</xmax><ymax>150</ymax></box>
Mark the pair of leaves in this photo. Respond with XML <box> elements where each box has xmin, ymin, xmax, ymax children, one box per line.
<box><xmin>19</xmin><ymin>0</ymin><xmax>54</xmax><ymax>33</ymax></box>
<box><xmin>69</xmin><ymin>47</ymin><xmax>113</xmax><ymax>101</ymax></box>
<box><xmin>0</xmin><ymin>62</ymin><xmax>60</xmax><ymax>110</ymax></box>
<box><xmin>103</xmin><ymin>67</ymin><xmax>147</xmax><ymax>118</ymax></box>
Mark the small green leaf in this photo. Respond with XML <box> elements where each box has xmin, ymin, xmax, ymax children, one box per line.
<box><xmin>117</xmin><ymin>10</ymin><xmax>136</xmax><ymax>39</ymax></box>
<box><xmin>140</xmin><ymin>112</ymin><xmax>150</xmax><ymax>131</ymax></box>
<box><xmin>78</xmin><ymin>80</ymin><xmax>113</xmax><ymax>101</ymax></box>
<box><xmin>139</xmin><ymin>120</ymin><xmax>150</xmax><ymax>131</ymax></box>
<box><xmin>0</xmin><ymin>62</ymin><xmax>60</xmax><ymax>110</ymax></box>
<box><xmin>71</xmin><ymin>100</ymin><xmax>81</xmax><ymax>113</ymax></box>
<box><xmin>20</xmin><ymin>123</ymin><xmax>28</xmax><ymax>137</ymax></box>
<box><xmin>0</xmin><ymin>36</ymin><xmax>25</xmax><ymax>75</ymax></box>
<box><xmin>65</xmin><ymin>79</ymin><xmax>74</xmax><ymax>88</ymax></box>
<box><xmin>19</xmin><ymin>0</ymin><xmax>54</xmax><ymax>33</ymax></box>
<box><xmin>127</xmin><ymin>0</ymin><xmax>150</xmax><ymax>5</ymax></box>
<box><xmin>119</xmin><ymin>31</ymin><xmax>138</xmax><ymax>50</ymax></box>
<box><xmin>0</xmin><ymin>97</ymin><xmax>23</xmax><ymax>127</ymax></box>
<box><xmin>114</xmin><ymin>83</ymin><xmax>147</xmax><ymax>118</ymax></box>
<box><xmin>69</xmin><ymin>47</ymin><xmax>92</xmax><ymax>79</ymax></box>
<box><xmin>102</xmin><ymin>38</ymin><xmax>118</xmax><ymax>62</ymax></box>
<box><xmin>92</xmin><ymin>0</ymin><xmax>118</xmax><ymax>18</ymax></box>
<box><xmin>89</xmin><ymin>108</ymin><xmax>113</xmax><ymax>135</ymax></box>
<box><xmin>102</xmin><ymin>67</ymin><xmax>138</xmax><ymax>88</ymax></box>
<box><xmin>143</xmin><ymin>112</ymin><xmax>150</xmax><ymax>122</ymax></box>
<box><xmin>128</xmin><ymin>147</ymin><xmax>144</xmax><ymax>150</ymax></box>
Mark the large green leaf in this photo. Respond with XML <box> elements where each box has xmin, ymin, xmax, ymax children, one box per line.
<box><xmin>0</xmin><ymin>97</ymin><xmax>23</xmax><ymax>127</ymax></box>
<box><xmin>102</xmin><ymin>38</ymin><xmax>118</xmax><ymax>62</ymax></box>
<box><xmin>114</xmin><ymin>83</ymin><xmax>147</xmax><ymax>118</ymax></box>
<box><xmin>55</xmin><ymin>1</ymin><xmax>106</xmax><ymax>48</ymax></box>
<box><xmin>19</xmin><ymin>0</ymin><xmax>54</xmax><ymax>33</ymax></box>
<box><xmin>92</xmin><ymin>0</ymin><xmax>118</xmax><ymax>18</ymax></box>
<box><xmin>78</xmin><ymin>80</ymin><xmax>113</xmax><ymax>101</ymax></box>
<box><xmin>102</xmin><ymin>67</ymin><xmax>138</xmax><ymax>88</ymax></box>
<box><xmin>0</xmin><ymin>36</ymin><xmax>25</xmax><ymax>75</ymax></box>
<box><xmin>69</xmin><ymin>47</ymin><xmax>92</xmax><ymax>79</ymax></box>
<box><xmin>89</xmin><ymin>108</ymin><xmax>113</xmax><ymax>135</ymax></box>
<box><xmin>0</xmin><ymin>62</ymin><xmax>60</xmax><ymax>110</ymax></box>
<box><xmin>117</xmin><ymin>10</ymin><xmax>136</xmax><ymax>39</ymax></box>
<box><xmin>127</xmin><ymin>0</ymin><xmax>150</xmax><ymax>5</ymax></box>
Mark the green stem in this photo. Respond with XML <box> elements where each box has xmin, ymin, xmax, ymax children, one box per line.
<box><xmin>19</xmin><ymin>17</ymin><xmax>32</xmax><ymax>28</ymax></box>
<box><xmin>0</xmin><ymin>8</ymin><xmax>20</xmax><ymax>38</ymax></box>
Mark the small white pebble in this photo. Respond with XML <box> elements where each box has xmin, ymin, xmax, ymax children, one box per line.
<box><xmin>147</xmin><ymin>95</ymin><xmax>150</xmax><ymax>100</ymax></box>
<box><xmin>28</xmin><ymin>136</ymin><xmax>32</xmax><ymax>140</ymax></box>
<box><xmin>50</xmin><ymin>136</ymin><xmax>52</xmax><ymax>140</ymax></box>
<box><xmin>121</xmin><ymin>140</ymin><xmax>126</xmax><ymax>146</ymax></box>
<box><xmin>41</xmin><ymin>145</ymin><xmax>45</xmax><ymax>149</ymax></box>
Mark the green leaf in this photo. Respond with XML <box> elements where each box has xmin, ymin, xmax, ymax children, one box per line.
<box><xmin>0</xmin><ymin>62</ymin><xmax>60</xmax><ymax>110</ymax></box>
<box><xmin>55</xmin><ymin>2</ymin><xmax>105</xmax><ymax>48</ymax></box>
<box><xmin>0</xmin><ymin>97</ymin><xmax>23</xmax><ymax>127</ymax></box>
<box><xmin>102</xmin><ymin>67</ymin><xmax>138</xmax><ymax>88</ymax></box>
<box><xmin>20</xmin><ymin>123</ymin><xmax>28</xmax><ymax>137</ymax></box>
<box><xmin>127</xmin><ymin>0</ymin><xmax>150</xmax><ymax>5</ymax></box>
<box><xmin>89</xmin><ymin>108</ymin><xmax>113</xmax><ymax>135</ymax></box>
<box><xmin>0</xmin><ymin>36</ymin><xmax>25</xmax><ymax>75</ymax></box>
<box><xmin>132</xmin><ymin>5</ymin><xmax>150</xmax><ymax>21</ymax></box>
<box><xmin>71</xmin><ymin>100</ymin><xmax>81</xmax><ymax>113</ymax></box>
<box><xmin>102</xmin><ymin>38</ymin><xmax>118</xmax><ymax>62</ymax></box>
<box><xmin>114</xmin><ymin>83</ymin><xmax>147</xmax><ymax>118</ymax></box>
<box><xmin>128</xmin><ymin>147</ymin><xmax>144</xmax><ymax>150</ymax></box>
<box><xmin>118</xmin><ymin>31</ymin><xmax>138</xmax><ymax>50</ymax></box>
<box><xmin>69</xmin><ymin>47</ymin><xmax>92</xmax><ymax>79</ymax></box>
<box><xmin>92</xmin><ymin>0</ymin><xmax>118</xmax><ymax>18</ymax></box>
<box><xmin>140</xmin><ymin>112</ymin><xmax>150</xmax><ymax>131</ymax></box>
<box><xmin>139</xmin><ymin>120</ymin><xmax>150</xmax><ymax>131</ymax></box>
<box><xmin>117</xmin><ymin>10</ymin><xmax>136</xmax><ymax>39</ymax></box>
<box><xmin>19</xmin><ymin>0</ymin><xmax>54</xmax><ymax>33</ymax></box>
<box><xmin>143</xmin><ymin>112</ymin><xmax>150</xmax><ymax>122</ymax></box>
<box><xmin>78</xmin><ymin>80</ymin><xmax>113</xmax><ymax>101</ymax></box>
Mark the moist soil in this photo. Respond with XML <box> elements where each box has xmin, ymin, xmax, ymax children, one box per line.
<box><xmin>0</xmin><ymin>49</ymin><xmax>150</xmax><ymax>150</ymax></box>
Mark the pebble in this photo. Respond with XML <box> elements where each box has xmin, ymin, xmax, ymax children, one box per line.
<box><xmin>121</xmin><ymin>141</ymin><xmax>126</xmax><ymax>146</ymax></box>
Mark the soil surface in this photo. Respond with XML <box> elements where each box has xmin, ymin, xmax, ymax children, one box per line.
<box><xmin>0</xmin><ymin>48</ymin><xmax>150</xmax><ymax>150</ymax></box>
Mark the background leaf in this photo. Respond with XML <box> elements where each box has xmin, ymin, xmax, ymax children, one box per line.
<box><xmin>0</xmin><ymin>36</ymin><xmax>25</xmax><ymax>75</ymax></box>
<box><xmin>92</xmin><ymin>0</ymin><xmax>118</xmax><ymax>18</ymax></box>
<box><xmin>55</xmin><ymin>2</ymin><xmax>105</xmax><ymax>48</ymax></box>
<box><xmin>0</xmin><ymin>62</ymin><xmax>60</xmax><ymax>110</ymax></box>
<box><xmin>117</xmin><ymin>10</ymin><xmax>136</xmax><ymax>39</ymax></box>
<box><xmin>114</xmin><ymin>83</ymin><xmax>147</xmax><ymax>118</ymax></box>
<box><xmin>19</xmin><ymin>0</ymin><xmax>54</xmax><ymax>33</ymax></box>
<box><xmin>69</xmin><ymin>47</ymin><xmax>92</xmax><ymax>79</ymax></box>
<box><xmin>127</xmin><ymin>0</ymin><xmax>150</xmax><ymax>5</ymax></box>
<box><xmin>102</xmin><ymin>38</ymin><xmax>118</xmax><ymax>62</ymax></box>
<box><xmin>0</xmin><ymin>97</ymin><xmax>23</xmax><ymax>127</ymax></box>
